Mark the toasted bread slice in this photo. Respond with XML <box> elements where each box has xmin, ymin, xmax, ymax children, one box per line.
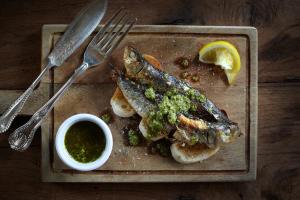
<box><xmin>110</xmin><ymin>87</ymin><xmax>136</xmax><ymax>117</ymax></box>
<box><xmin>171</xmin><ymin>142</ymin><xmax>220</xmax><ymax>164</ymax></box>
<box><xmin>111</xmin><ymin>54</ymin><xmax>162</xmax><ymax>118</ymax></box>
<box><xmin>139</xmin><ymin>118</ymin><xmax>166</xmax><ymax>141</ymax></box>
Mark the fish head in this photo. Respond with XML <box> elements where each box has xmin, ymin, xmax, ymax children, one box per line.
<box><xmin>219</xmin><ymin>123</ymin><xmax>242</xmax><ymax>143</ymax></box>
<box><xmin>124</xmin><ymin>46</ymin><xmax>145</xmax><ymax>77</ymax></box>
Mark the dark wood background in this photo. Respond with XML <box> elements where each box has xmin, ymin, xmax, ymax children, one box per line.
<box><xmin>0</xmin><ymin>0</ymin><xmax>299</xmax><ymax>199</ymax></box>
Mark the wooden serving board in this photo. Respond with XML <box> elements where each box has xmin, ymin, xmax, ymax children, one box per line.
<box><xmin>0</xmin><ymin>25</ymin><xmax>257</xmax><ymax>182</ymax></box>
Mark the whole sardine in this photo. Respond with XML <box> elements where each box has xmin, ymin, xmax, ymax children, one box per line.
<box><xmin>123</xmin><ymin>46</ymin><xmax>233</xmax><ymax>124</ymax></box>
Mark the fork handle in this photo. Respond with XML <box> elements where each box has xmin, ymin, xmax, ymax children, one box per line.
<box><xmin>8</xmin><ymin>62</ymin><xmax>89</xmax><ymax>151</ymax></box>
<box><xmin>0</xmin><ymin>62</ymin><xmax>53</xmax><ymax>134</ymax></box>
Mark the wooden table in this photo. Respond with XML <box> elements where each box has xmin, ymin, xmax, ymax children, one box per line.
<box><xmin>0</xmin><ymin>0</ymin><xmax>299</xmax><ymax>199</ymax></box>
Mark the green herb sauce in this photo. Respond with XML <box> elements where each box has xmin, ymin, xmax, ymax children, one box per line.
<box><xmin>146</xmin><ymin>86</ymin><xmax>209</xmax><ymax>138</ymax></box>
<box><xmin>176</xmin><ymin>57</ymin><xmax>191</xmax><ymax>69</ymax></box>
<box><xmin>146</xmin><ymin>89</ymin><xmax>191</xmax><ymax>137</ymax></box>
<box><xmin>190</xmin><ymin>104</ymin><xmax>197</xmax><ymax>112</ymax></box>
<box><xmin>187</xmin><ymin>89</ymin><xmax>206</xmax><ymax>103</ymax></box>
<box><xmin>128</xmin><ymin>129</ymin><xmax>140</xmax><ymax>146</ymax></box>
<box><xmin>163</xmin><ymin>73</ymin><xmax>169</xmax><ymax>80</ymax></box>
<box><xmin>180</xmin><ymin>71</ymin><xmax>191</xmax><ymax>79</ymax></box>
<box><xmin>191</xmin><ymin>75</ymin><xmax>199</xmax><ymax>82</ymax></box>
<box><xmin>100</xmin><ymin>113</ymin><xmax>111</xmax><ymax>124</ymax></box>
<box><xmin>144</xmin><ymin>87</ymin><xmax>156</xmax><ymax>100</ymax></box>
<box><xmin>190</xmin><ymin>135</ymin><xmax>199</xmax><ymax>145</ymax></box>
<box><xmin>64</xmin><ymin>121</ymin><xmax>106</xmax><ymax>163</ymax></box>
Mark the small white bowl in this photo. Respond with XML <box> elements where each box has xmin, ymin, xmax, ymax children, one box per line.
<box><xmin>55</xmin><ymin>113</ymin><xmax>113</xmax><ymax>171</ymax></box>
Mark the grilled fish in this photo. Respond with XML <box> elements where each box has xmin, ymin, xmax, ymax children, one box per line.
<box><xmin>111</xmin><ymin>54</ymin><xmax>163</xmax><ymax>118</ymax></box>
<box><xmin>117</xmin><ymin>75</ymin><xmax>169</xmax><ymax>140</ymax></box>
<box><xmin>117</xmin><ymin>74</ymin><xmax>240</xmax><ymax>146</ymax></box>
<box><xmin>174</xmin><ymin>115</ymin><xmax>241</xmax><ymax>147</ymax></box>
<box><xmin>124</xmin><ymin>46</ymin><xmax>233</xmax><ymax>124</ymax></box>
<box><xmin>113</xmin><ymin>46</ymin><xmax>243</xmax><ymax>164</ymax></box>
<box><xmin>117</xmin><ymin>75</ymin><xmax>155</xmax><ymax>118</ymax></box>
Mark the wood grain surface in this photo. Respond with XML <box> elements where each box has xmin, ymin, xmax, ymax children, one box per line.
<box><xmin>0</xmin><ymin>0</ymin><xmax>299</xmax><ymax>199</ymax></box>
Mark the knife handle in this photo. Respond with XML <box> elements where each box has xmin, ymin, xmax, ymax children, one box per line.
<box><xmin>8</xmin><ymin>62</ymin><xmax>89</xmax><ymax>151</ymax></box>
<box><xmin>0</xmin><ymin>62</ymin><xmax>53</xmax><ymax>134</ymax></box>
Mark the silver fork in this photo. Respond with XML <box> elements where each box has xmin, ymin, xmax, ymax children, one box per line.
<box><xmin>8</xmin><ymin>9</ymin><xmax>135</xmax><ymax>151</ymax></box>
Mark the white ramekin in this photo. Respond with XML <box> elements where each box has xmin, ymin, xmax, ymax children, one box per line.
<box><xmin>55</xmin><ymin>113</ymin><xmax>113</xmax><ymax>171</ymax></box>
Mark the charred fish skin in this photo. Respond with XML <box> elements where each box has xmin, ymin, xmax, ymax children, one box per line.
<box><xmin>173</xmin><ymin>127</ymin><xmax>218</xmax><ymax>148</ymax></box>
<box><xmin>209</xmin><ymin>122</ymin><xmax>241</xmax><ymax>143</ymax></box>
<box><xmin>117</xmin><ymin>75</ymin><xmax>155</xmax><ymax>118</ymax></box>
<box><xmin>177</xmin><ymin>115</ymin><xmax>241</xmax><ymax>145</ymax></box>
<box><xmin>124</xmin><ymin>46</ymin><xmax>189</xmax><ymax>92</ymax></box>
<box><xmin>123</xmin><ymin>46</ymin><xmax>232</xmax><ymax>124</ymax></box>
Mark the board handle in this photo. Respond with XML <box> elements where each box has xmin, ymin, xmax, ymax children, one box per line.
<box><xmin>0</xmin><ymin>62</ymin><xmax>52</xmax><ymax>134</ymax></box>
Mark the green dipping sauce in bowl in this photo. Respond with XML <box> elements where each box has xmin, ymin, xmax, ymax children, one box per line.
<box><xmin>56</xmin><ymin>113</ymin><xmax>113</xmax><ymax>171</ymax></box>
<box><xmin>64</xmin><ymin>121</ymin><xmax>106</xmax><ymax>163</ymax></box>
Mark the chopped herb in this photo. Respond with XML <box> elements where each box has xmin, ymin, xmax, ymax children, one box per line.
<box><xmin>128</xmin><ymin>129</ymin><xmax>140</xmax><ymax>146</ymax></box>
<box><xmin>147</xmin><ymin>111</ymin><xmax>164</xmax><ymax>137</ymax></box>
<box><xmin>176</xmin><ymin>57</ymin><xmax>191</xmax><ymax>69</ymax></box>
<box><xmin>187</xmin><ymin>89</ymin><xmax>197</xmax><ymax>99</ymax></box>
<box><xmin>163</xmin><ymin>73</ymin><xmax>169</xmax><ymax>80</ymax></box>
<box><xmin>190</xmin><ymin>135</ymin><xmax>199</xmax><ymax>145</ymax></box>
<box><xmin>180</xmin><ymin>71</ymin><xmax>191</xmax><ymax>79</ymax></box>
<box><xmin>165</xmin><ymin>88</ymin><xmax>178</xmax><ymax>97</ymax></box>
<box><xmin>147</xmin><ymin>88</ymin><xmax>191</xmax><ymax>136</ymax></box>
<box><xmin>144</xmin><ymin>87</ymin><xmax>156</xmax><ymax>100</ymax></box>
<box><xmin>186</xmin><ymin>89</ymin><xmax>206</xmax><ymax>104</ymax></box>
<box><xmin>181</xmin><ymin>59</ymin><xmax>190</xmax><ymax>68</ymax></box>
<box><xmin>197</xmin><ymin>94</ymin><xmax>206</xmax><ymax>103</ymax></box>
<box><xmin>191</xmin><ymin>75</ymin><xmax>199</xmax><ymax>82</ymax></box>
<box><xmin>167</xmin><ymin>112</ymin><xmax>177</xmax><ymax>124</ymax></box>
<box><xmin>190</xmin><ymin>104</ymin><xmax>197</xmax><ymax>112</ymax></box>
<box><xmin>100</xmin><ymin>113</ymin><xmax>111</xmax><ymax>124</ymax></box>
<box><xmin>158</xmin><ymin>94</ymin><xmax>191</xmax><ymax>124</ymax></box>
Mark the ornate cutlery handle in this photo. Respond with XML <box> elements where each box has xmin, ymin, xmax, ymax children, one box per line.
<box><xmin>0</xmin><ymin>63</ymin><xmax>53</xmax><ymax>134</ymax></box>
<box><xmin>8</xmin><ymin>62</ymin><xmax>89</xmax><ymax>151</ymax></box>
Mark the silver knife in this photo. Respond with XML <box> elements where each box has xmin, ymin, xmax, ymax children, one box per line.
<box><xmin>0</xmin><ymin>0</ymin><xmax>107</xmax><ymax>133</ymax></box>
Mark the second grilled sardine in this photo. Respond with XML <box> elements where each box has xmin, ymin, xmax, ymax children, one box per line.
<box><xmin>123</xmin><ymin>46</ymin><xmax>233</xmax><ymax>124</ymax></box>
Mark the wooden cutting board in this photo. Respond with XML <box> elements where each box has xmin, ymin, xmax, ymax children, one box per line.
<box><xmin>0</xmin><ymin>25</ymin><xmax>257</xmax><ymax>182</ymax></box>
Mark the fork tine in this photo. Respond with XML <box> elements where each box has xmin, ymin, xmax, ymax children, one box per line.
<box><xmin>95</xmin><ymin>11</ymin><xmax>127</xmax><ymax>48</ymax></box>
<box><xmin>100</xmin><ymin>16</ymin><xmax>130</xmax><ymax>51</ymax></box>
<box><xmin>90</xmin><ymin>8</ymin><xmax>124</xmax><ymax>45</ymax></box>
<box><xmin>105</xmin><ymin>19</ymin><xmax>136</xmax><ymax>56</ymax></box>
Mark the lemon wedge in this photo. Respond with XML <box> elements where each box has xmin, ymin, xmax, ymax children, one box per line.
<box><xmin>199</xmin><ymin>41</ymin><xmax>241</xmax><ymax>84</ymax></box>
